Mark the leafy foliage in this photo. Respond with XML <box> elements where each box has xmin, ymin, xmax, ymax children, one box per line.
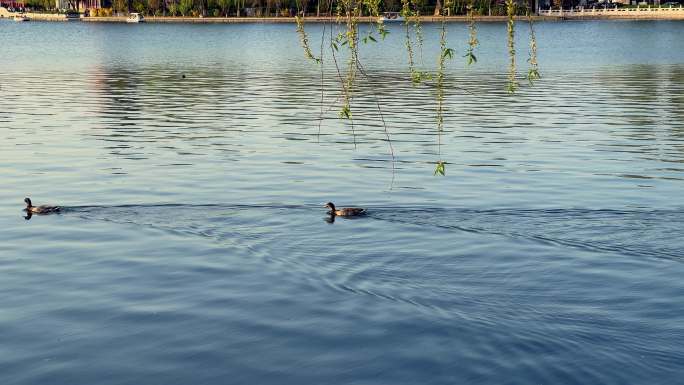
<box><xmin>434</xmin><ymin>161</ymin><xmax>446</xmax><ymax>176</ymax></box>
<box><xmin>506</xmin><ymin>0</ymin><xmax>518</xmax><ymax>93</ymax></box>
<box><xmin>295</xmin><ymin>16</ymin><xmax>322</xmax><ymax>63</ymax></box>
<box><xmin>56</xmin><ymin>0</ymin><xmax>543</xmax><ymax>18</ymax></box>
<box><xmin>112</xmin><ymin>0</ymin><xmax>127</xmax><ymax>13</ymax></box>
<box><xmin>465</xmin><ymin>0</ymin><xmax>478</xmax><ymax>66</ymax></box>
<box><xmin>178</xmin><ymin>0</ymin><xmax>194</xmax><ymax>15</ymax></box>
<box><xmin>526</xmin><ymin>10</ymin><xmax>541</xmax><ymax>85</ymax></box>
<box><xmin>292</xmin><ymin>0</ymin><xmax>541</xmax><ymax>175</ymax></box>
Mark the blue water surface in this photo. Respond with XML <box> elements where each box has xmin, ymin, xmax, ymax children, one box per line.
<box><xmin>0</xmin><ymin>19</ymin><xmax>683</xmax><ymax>385</ymax></box>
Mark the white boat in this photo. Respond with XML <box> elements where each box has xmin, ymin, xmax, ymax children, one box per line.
<box><xmin>379</xmin><ymin>11</ymin><xmax>404</xmax><ymax>22</ymax></box>
<box><xmin>126</xmin><ymin>12</ymin><xmax>144</xmax><ymax>23</ymax></box>
<box><xmin>13</xmin><ymin>14</ymin><xmax>29</xmax><ymax>21</ymax></box>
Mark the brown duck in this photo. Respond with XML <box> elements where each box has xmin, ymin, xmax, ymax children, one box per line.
<box><xmin>24</xmin><ymin>197</ymin><xmax>61</xmax><ymax>214</ymax></box>
<box><xmin>325</xmin><ymin>202</ymin><xmax>366</xmax><ymax>217</ymax></box>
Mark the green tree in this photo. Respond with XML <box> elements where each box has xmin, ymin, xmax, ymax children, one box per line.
<box><xmin>113</xmin><ymin>0</ymin><xmax>128</xmax><ymax>13</ymax></box>
<box><xmin>197</xmin><ymin>0</ymin><xmax>208</xmax><ymax>15</ymax></box>
<box><xmin>178</xmin><ymin>0</ymin><xmax>193</xmax><ymax>15</ymax></box>
<box><xmin>26</xmin><ymin>0</ymin><xmax>54</xmax><ymax>10</ymax></box>
<box><xmin>148</xmin><ymin>0</ymin><xmax>161</xmax><ymax>14</ymax></box>
<box><xmin>166</xmin><ymin>0</ymin><xmax>178</xmax><ymax>15</ymax></box>
<box><xmin>295</xmin><ymin>0</ymin><xmax>308</xmax><ymax>15</ymax></box>
<box><xmin>384</xmin><ymin>0</ymin><xmax>400</xmax><ymax>11</ymax></box>
<box><xmin>66</xmin><ymin>0</ymin><xmax>81</xmax><ymax>10</ymax></box>
<box><xmin>132</xmin><ymin>0</ymin><xmax>147</xmax><ymax>13</ymax></box>
<box><xmin>217</xmin><ymin>0</ymin><xmax>231</xmax><ymax>15</ymax></box>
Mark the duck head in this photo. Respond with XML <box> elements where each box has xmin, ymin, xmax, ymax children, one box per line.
<box><xmin>324</xmin><ymin>202</ymin><xmax>336</xmax><ymax>211</ymax></box>
<box><xmin>24</xmin><ymin>197</ymin><xmax>32</xmax><ymax>208</ymax></box>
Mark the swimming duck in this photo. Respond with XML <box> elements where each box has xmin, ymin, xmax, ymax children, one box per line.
<box><xmin>325</xmin><ymin>202</ymin><xmax>366</xmax><ymax>217</ymax></box>
<box><xmin>24</xmin><ymin>197</ymin><xmax>60</xmax><ymax>214</ymax></box>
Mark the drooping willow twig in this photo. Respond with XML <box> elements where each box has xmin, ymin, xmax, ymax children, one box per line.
<box><xmin>413</xmin><ymin>2</ymin><xmax>425</xmax><ymax>67</ymax></box>
<box><xmin>402</xmin><ymin>0</ymin><xmax>431</xmax><ymax>85</ymax></box>
<box><xmin>294</xmin><ymin>0</ymin><xmax>540</xmax><ymax>177</ymax></box>
<box><xmin>465</xmin><ymin>0</ymin><xmax>478</xmax><ymax>66</ymax></box>
<box><xmin>318</xmin><ymin>23</ymin><xmax>326</xmax><ymax>142</ymax></box>
<box><xmin>296</xmin><ymin>11</ymin><xmax>327</xmax><ymax>142</ymax></box>
<box><xmin>435</xmin><ymin>0</ymin><xmax>454</xmax><ymax>176</ymax></box>
<box><xmin>296</xmin><ymin>16</ymin><xmax>321</xmax><ymax>64</ymax></box>
<box><xmin>354</xmin><ymin>58</ymin><xmax>397</xmax><ymax>186</ymax></box>
<box><xmin>506</xmin><ymin>0</ymin><xmax>518</xmax><ymax>93</ymax></box>
<box><xmin>328</xmin><ymin>20</ymin><xmax>358</xmax><ymax>148</ymax></box>
<box><xmin>402</xmin><ymin>0</ymin><xmax>417</xmax><ymax>82</ymax></box>
<box><xmin>526</xmin><ymin>9</ymin><xmax>541</xmax><ymax>85</ymax></box>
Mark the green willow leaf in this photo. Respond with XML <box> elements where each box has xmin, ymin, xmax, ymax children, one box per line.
<box><xmin>434</xmin><ymin>161</ymin><xmax>446</xmax><ymax>176</ymax></box>
<box><xmin>465</xmin><ymin>51</ymin><xmax>477</xmax><ymax>65</ymax></box>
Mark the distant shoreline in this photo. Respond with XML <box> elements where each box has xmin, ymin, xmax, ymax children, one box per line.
<box><xmin>3</xmin><ymin>11</ymin><xmax>684</xmax><ymax>23</ymax></box>
<box><xmin>81</xmin><ymin>15</ymin><xmax>558</xmax><ymax>23</ymax></box>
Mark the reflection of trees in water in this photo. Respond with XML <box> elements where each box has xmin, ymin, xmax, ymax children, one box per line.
<box><xmin>87</xmin><ymin>65</ymin><xmax>256</xmax><ymax>159</ymax></box>
<box><xmin>94</xmin><ymin>65</ymin><xmax>247</xmax><ymax>125</ymax></box>
<box><xmin>96</xmin><ymin>67</ymin><xmax>143</xmax><ymax>127</ymax></box>
<box><xmin>662</xmin><ymin>66</ymin><xmax>684</xmax><ymax>160</ymax></box>
<box><xmin>592</xmin><ymin>64</ymin><xmax>684</xmax><ymax>162</ymax></box>
<box><xmin>87</xmin><ymin>66</ymin><xmax>148</xmax><ymax>160</ymax></box>
<box><xmin>89</xmin><ymin>64</ymin><xmax>410</xmax><ymax>145</ymax></box>
<box><xmin>84</xmin><ymin>63</ymin><xmax>684</xmax><ymax>172</ymax></box>
<box><xmin>664</xmin><ymin>66</ymin><xmax>684</xmax><ymax>132</ymax></box>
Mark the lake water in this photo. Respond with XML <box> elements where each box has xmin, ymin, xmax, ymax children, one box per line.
<box><xmin>1</xmin><ymin>19</ymin><xmax>683</xmax><ymax>384</ymax></box>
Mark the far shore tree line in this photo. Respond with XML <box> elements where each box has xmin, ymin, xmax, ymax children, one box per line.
<box><xmin>21</xmin><ymin>0</ymin><xmax>680</xmax><ymax>16</ymax></box>
<box><xmin>22</xmin><ymin>0</ymin><xmax>619</xmax><ymax>18</ymax></box>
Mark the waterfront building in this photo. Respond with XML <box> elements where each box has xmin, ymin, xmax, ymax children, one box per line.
<box><xmin>54</xmin><ymin>0</ymin><xmax>104</xmax><ymax>10</ymax></box>
<box><xmin>0</xmin><ymin>0</ymin><xmax>25</xmax><ymax>9</ymax></box>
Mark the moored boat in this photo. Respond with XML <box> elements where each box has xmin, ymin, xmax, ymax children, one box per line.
<box><xmin>126</xmin><ymin>12</ymin><xmax>144</xmax><ymax>23</ymax></box>
<box><xmin>379</xmin><ymin>11</ymin><xmax>404</xmax><ymax>22</ymax></box>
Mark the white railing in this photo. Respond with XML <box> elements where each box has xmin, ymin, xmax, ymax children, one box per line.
<box><xmin>539</xmin><ymin>5</ymin><xmax>684</xmax><ymax>16</ymax></box>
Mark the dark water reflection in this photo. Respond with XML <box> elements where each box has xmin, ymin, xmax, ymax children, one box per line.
<box><xmin>1</xmin><ymin>21</ymin><xmax>684</xmax><ymax>385</ymax></box>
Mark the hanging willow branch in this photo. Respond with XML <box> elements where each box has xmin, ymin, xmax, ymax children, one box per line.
<box><xmin>294</xmin><ymin>0</ymin><xmax>541</xmax><ymax>177</ymax></box>
<box><xmin>402</xmin><ymin>0</ymin><xmax>417</xmax><ymax>81</ymax></box>
<box><xmin>413</xmin><ymin>2</ymin><xmax>425</xmax><ymax>66</ymax></box>
<box><xmin>506</xmin><ymin>0</ymin><xmax>518</xmax><ymax>93</ymax></box>
<box><xmin>435</xmin><ymin>0</ymin><xmax>454</xmax><ymax>176</ymax></box>
<box><xmin>296</xmin><ymin>16</ymin><xmax>321</xmax><ymax>63</ymax></box>
<box><xmin>465</xmin><ymin>0</ymin><xmax>478</xmax><ymax>66</ymax></box>
<box><xmin>402</xmin><ymin>0</ymin><xmax>430</xmax><ymax>84</ymax></box>
<box><xmin>526</xmin><ymin>10</ymin><xmax>541</xmax><ymax>85</ymax></box>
